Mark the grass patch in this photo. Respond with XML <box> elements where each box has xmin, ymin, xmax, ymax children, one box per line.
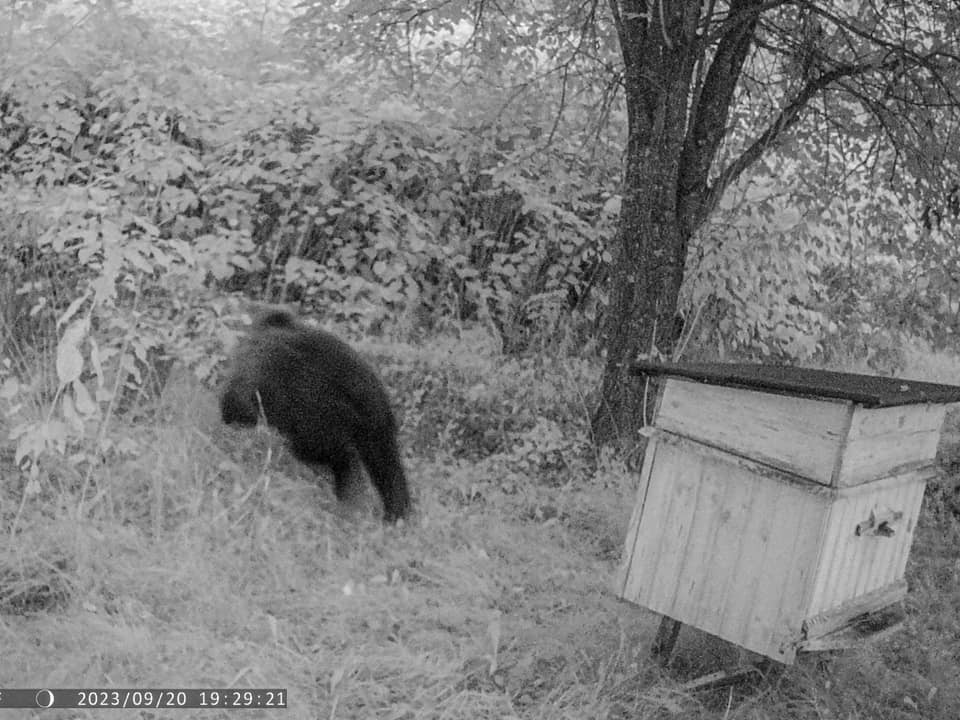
<box><xmin>2</xmin><ymin>331</ymin><xmax>959</xmax><ymax>719</ymax></box>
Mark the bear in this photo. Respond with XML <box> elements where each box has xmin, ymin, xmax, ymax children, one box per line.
<box><xmin>220</xmin><ymin>307</ymin><xmax>412</xmax><ymax>523</ymax></box>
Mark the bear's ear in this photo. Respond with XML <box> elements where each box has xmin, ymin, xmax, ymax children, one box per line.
<box><xmin>254</xmin><ymin>307</ymin><xmax>297</xmax><ymax>330</ymax></box>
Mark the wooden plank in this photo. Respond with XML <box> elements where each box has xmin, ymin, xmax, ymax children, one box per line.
<box><xmin>807</xmin><ymin>471</ymin><xmax>929</xmax><ymax>615</ymax></box>
<box><xmin>807</xmin><ymin>494</ymin><xmax>845</xmax><ymax>619</ymax></box>
<box><xmin>711</xmin><ymin>468</ymin><xmax>763</xmax><ymax>643</ymax></box>
<box><xmin>663</xmin><ymin>444</ymin><xmax>719</xmax><ymax>626</ymax></box>
<box><xmin>633</xmin><ymin>360</ymin><xmax>960</xmax><ymax>408</ymax></box>
<box><xmin>838</xmin><ymin>466</ymin><xmax>938</xmax><ymax>497</ymax></box>
<box><xmin>682</xmin><ymin>457</ymin><xmax>755</xmax><ymax>635</ymax></box>
<box><xmin>847</xmin><ymin>401</ymin><xmax>945</xmax><ymax>436</ymax></box>
<box><xmin>801</xmin><ymin>583</ymin><xmax>906</xmax><ymax>645</ymax></box>
<box><xmin>851</xmin><ymin>493</ymin><xmax>887</xmax><ymax>599</ymax></box>
<box><xmin>614</xmin><ymin>439</ymin><xmax>660</xmax><ymax>598</ymax></box>
<box><xmin>679</xmin><ymin>665</ymin><xmax>766</xmax><ymax>692</ymax></box>
<box><xmin>733</xmin><ymin>477</ymin><xmax>788</xmax><ymax>657</ymax></box>
<box><xmin>617</xmin><ymin>438</ymin><xmax>682</xmax><ymax>606</ymax></box>
<box><xmin>645</xmin><ymin>448</ymin><xmax>702</xmax><ymax>615</ymax></box>
<box><xmin>890</xmin><ymin>478</ymin><xmax>928</xmax><ymax>580</ymax></box>
<box><xmin>623</xmin><ymin>437</ymin><xmax>825</xmax><ymax>663</ymax></box>
<box><xmin>801</xmin><ymin>614</ymin><xmax>905</xmax><ymax>652</ymax></box>
<box><xmin>854</xmin><ymin>480</ymin><xmax>914</xmax><ymax>598</ymax></box>
<box><xmin>836</xmin><ymin>403</ymin><xmax>946</xmax><ymax>486</ymax></box>
<box><xmin>819</xmin><ymin>491</ymin><xmax>860</xmax><ymax>611</ymax></box>
<box><xmin>768</xmin><ymin>486</ymin><xmax>831</xmax><ymax>663</ymax></box>
<box><xmin>656</xmin><ymin>379</ymin><xmax>851</xmax><ymax>485</ymax></box>
<box><xmin>617</xmin><ymin>432</ymin><xmax>933</xmax><ymax>664</ymax></box>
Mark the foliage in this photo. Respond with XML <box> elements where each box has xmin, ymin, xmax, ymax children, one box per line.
<box><xmin>2</xmin><ymin>6</ymin><xmax>960</xmax><ymax>716</ymax></box>
<box><xmin>0</xmin><ymin>0</ymin><xmax>615</xmax><ymax>479</ymax></box>
<box><xmin>286</xmin><ymin>0</ymin><xmax>623</xmax><ymax>346</ymax></box>
<box><xmin>288</xmin><ymin>0</ymin><xmax>622</xmax><ymax>143</ymax></box>
<box><xmin>598</xmin><ymin>0</ymin><xmax>960</xmax><ymax>441</ymax></box>
<box><xmin>684</xmin><ymin>89</ymin><xmax>960</xmax><ymax>370</ymax></box>
<box><xmin>4</xmin><ymin>309</ymin><xmax>960</xmax><ymax>718</ymax></box>
<box><xmin>678</xmin><ymin>145</ymin><xmax>910</xmax><ymax>366</ymax></box>
<box><xmin>4</xmin><ymin>0</ymin><xmax>960</xmax><ymax>470</ymax></box>
<box><xmin>203</xmin><ymin>89</ymin><xmax>617</xmax><ymax>351</ymax></box>
<box><xmin>290</xmin><ymin>0</ymin><xmax>960</xmax><ymax>443</ymax></box>
<box><xmin>379</xmin><ymin>334</ymin><xmax>597</xmax><ymax>468</ymax></box>
<box><xmin>0</xmin><ymin>3</ymin><xmax>239</xmax><ymax>476</ymax></box>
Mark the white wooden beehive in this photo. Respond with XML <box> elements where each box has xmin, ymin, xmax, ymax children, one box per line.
<box><xmin>615</xmin><ymin>363</ymin><xmax>960</xmax><ymax>664</ymax></box>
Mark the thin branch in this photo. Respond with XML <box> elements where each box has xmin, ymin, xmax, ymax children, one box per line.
<box><xmin>706</xmin><ymin>55</ymin><xmax>906</xmax><ymax>219</ymax></box>
<box><xmin>679</xmin><ymin>0</ymin><xmax>764</xmax><ymax>203</ymax></box>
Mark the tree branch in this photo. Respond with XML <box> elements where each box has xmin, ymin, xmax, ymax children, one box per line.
<box><xmin>705</xmin><ymin>55</ymin><xmax>904</xmax><ymax>222</ymax></box>
<box><xmin>677</xmin><ymin>0</ymin><xmax>763</xmax><ymax>233</ymax></box>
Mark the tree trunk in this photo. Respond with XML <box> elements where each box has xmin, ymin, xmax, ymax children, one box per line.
<box><xmin>591</xmin><ymin>167</ymin><xmax>692</xmax><ymax>447</ymax></box>
<box><xmin>591</xmin><ymin>0</ymin><xmax>699</xmax><ymax>447</ymax></box>
<box><xmin>593</xmin><ymin>0</ymin><xmax>762</xmax><ymax>448</ymax></box>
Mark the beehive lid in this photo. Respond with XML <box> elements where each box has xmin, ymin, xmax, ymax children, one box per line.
<box><xmin>631</xmin><ymin>361</ymin><xmax>960</xmax><ymax>408</ymax></box>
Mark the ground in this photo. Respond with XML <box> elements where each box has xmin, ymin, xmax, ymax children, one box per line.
<box><xmin>1</xmin><ymin>333</ymin><xmax>959</xmax><ymax>719</ymax></box>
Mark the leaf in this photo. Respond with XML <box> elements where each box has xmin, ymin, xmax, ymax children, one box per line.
<box><xmin>72</xmin><ymin>380</ymin><xmax>98</xmax><ymax>417</ymax></box>
<box><xmin>602</xmin><ymin>195</ymin><xmax>621</xmax><ymax>216</ymax></box>
<box><xmin>56</xmin><ymin>319</ymin><xmax>88</xmax><ymax>386</ymax></box>
<box><xmin>58</xmin><ymin>291</ymin><xmax>90</xmax><ymax>329</ymax></box>
<box><xmin>61</xmin><ymin>391</ymin><xmax>82</xmax><ymax>432</ymax></box>
<box><xmin>772</xmin><ymin>207</ymin><xmax>801</xmax><ymax>232</ymax></box>
<box><xmin>0</xmin><ymin>377</ymin><xmax>19</xmax><ymax>400</ymax></box>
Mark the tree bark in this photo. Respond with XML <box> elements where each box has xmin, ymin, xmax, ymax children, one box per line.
<box><xmin>591</xmin><ymin>155</ymin><xmax>692</xmax><ymax>446</ymax></box>
<box><xmin>593</xmin><ymin>0</ymin><xmax>761</xmax><ymax>447</ymax></box>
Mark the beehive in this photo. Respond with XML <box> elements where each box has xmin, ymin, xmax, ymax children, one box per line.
<box><xmin>616</xmin><ymin>362</ymin><xmax>960</xmax><ymax>664</ymax></box>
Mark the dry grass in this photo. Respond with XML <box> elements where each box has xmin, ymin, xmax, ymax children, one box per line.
<box><xmin>1</xmin><ymin>334</ymin><xmax>959</xmax><ymax>720</ymax></box>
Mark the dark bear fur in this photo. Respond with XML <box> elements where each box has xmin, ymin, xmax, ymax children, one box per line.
<box><xmin>220</xmin><ymin>308</ymin><xmax>412</xmax><ymax>523</ymax></box>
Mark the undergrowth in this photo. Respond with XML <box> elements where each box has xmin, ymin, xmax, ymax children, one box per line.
<box><xmin>1</xmin><ymin>327</ymin><xmax>959</xmax><ymax>720</ymax></box>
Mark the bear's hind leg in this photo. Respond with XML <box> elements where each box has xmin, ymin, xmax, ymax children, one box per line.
<box><xmin>356</xmin><ymin>432</ymin><xmax>411</xmax><ymax>523</ymax></box>
<box><xmin>326</xmin><ymin>446</ymin><xmax>367</xmax><ymax>504</ymax></box>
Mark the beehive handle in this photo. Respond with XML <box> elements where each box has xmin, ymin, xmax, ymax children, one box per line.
<box><xmin>855</xmin><ymin>509</ymin><xmax>904</xmax><ymax>538</ymax></box>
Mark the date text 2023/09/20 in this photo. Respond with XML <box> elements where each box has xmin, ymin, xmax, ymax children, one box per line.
<box><xmin>0</xmin><ymin>688</ymin><xmax>288</xmax><ymax>709</ymax></box>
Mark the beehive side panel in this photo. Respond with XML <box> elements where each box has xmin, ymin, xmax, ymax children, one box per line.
<box><xmin>807</xmin><ymin>497</ymin><xmax>846</xmax><ymax>616</ymax></box>
<box><xmin>718</xmin><ymin>476</ymin><xmax>787</xmax><ymax>655</ymax></box>
<box><xmin>658</xmin><ymin>446</ymin><xmax>723</xmax><ymax>624</ymax></box>
<box><xmin>713</xmin><ymin>476</ymin><xmax>829</xmax><ymax>663</ymax></box>
<box><xmin>615</xmin><ymin>439</ymin><xmax>660</xmax><ymax>598</ymax></box>
<box><xmin>617</xmin><ymin>437</ymin><xmax>721</xmax><ymax>615</ymax></box>
<box><xmin>822</xmin><ymin>486</ymin><xmax>898</xmax><ymax>612</ymax></box>
<box><xmin>848</xmin><ymin>402</ymin><xmax>945</xmax><ymax>436</ymax></box>
<box><xmin>642</xmin><ymin>448</ymin><xmax>704</xmax><ymax>615</ymax></box>
<box><xmin>618</xmin><ymin>438</ymin><xmax>696</xmax><ymax>606</ymax></box>
<box><xmin>636</xmin><ymin>440</ymin><xmax>825</xmax><ymax>662</ymax></box>
<box><xmin>854</xmin><ymin>479</ymin><xmax>912</xmax><ymax>598</ymax></box>
<box><xmin>657</xmin><ymin>379</ymin><xmax>850</xmax><ymax>484</ymax></box>
<box><xmin>810</xmin><ymin>472</ymin><xmax>925</xmax><ymax>612</ymax></box>
<box><xmin>808</xmin><ymin>472</ymin><xmax>929</xmax><ymax>616</ymax></box>
<box><xmin>837</xmin><ymin>404</ymin><xmax>945</xmax><ymax>486</ymax></box>
<box><xmin>850</xmin><ymin>496</ymin><xmax>884</xmax><ymax>599</ymax></box>
<box><xmin>890</xmin><ymin>478</ymin><xmax>927</xmax><ymax>579</ymax></box>
<box><xmin>778</xmin><ymin>487</ymin><xmax>833</xmax><ymax>662</ymax></box>
<box><xmin>685</xmin><ymin>468</ymin><xmax>757</xmax><ymax>633</ymax></box>
<box><xmin>650</xmin><ymin>447</ymin><xmax>737</xmax><ymax>629</ymax></box>
<box><xmin>740</xmin><ymin>481</ymin><xmax>830</xmax><ymax>662</ymax></box>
